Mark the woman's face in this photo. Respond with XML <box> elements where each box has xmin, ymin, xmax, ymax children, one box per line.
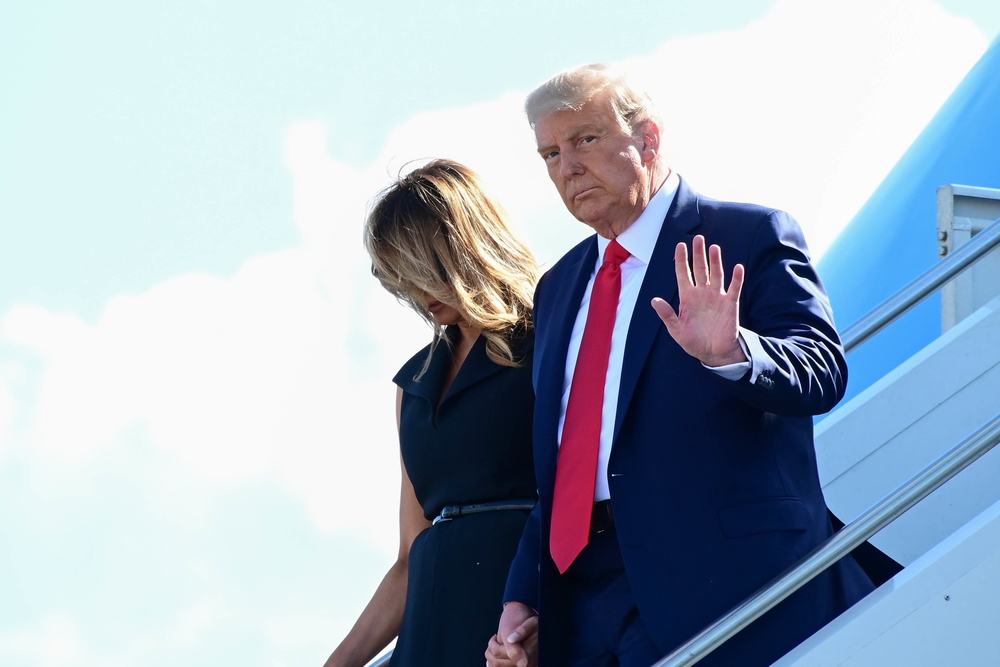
<box><xmin>422</xmin><ymin>293</ymin><xmax>463</xmax><ymax>327</ymax></box>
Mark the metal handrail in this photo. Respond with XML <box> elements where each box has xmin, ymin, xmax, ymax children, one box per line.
<box><xmin>653</xmin><ymin>412</ymin><xmax>1000</xmax><ymax>667</ymax></box>
<box><xmin>840</xmin><ymin>214</ymin><xmax>1000</xmax><ymax>352</ymax></box>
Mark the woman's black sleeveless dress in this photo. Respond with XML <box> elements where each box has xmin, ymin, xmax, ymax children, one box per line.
<box><xmin>389</xmin><ymin>329</ymin><xmax>536</xmax><ymax>667</ymax></box>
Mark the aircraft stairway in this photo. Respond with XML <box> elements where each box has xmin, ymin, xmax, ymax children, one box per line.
<box><xmin>776</xmin><ymin>287</ymin><xmax>1000</xmax><ymax>666</ymax></box>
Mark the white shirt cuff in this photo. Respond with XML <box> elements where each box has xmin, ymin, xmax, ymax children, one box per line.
<box><xmin>705</xmin><ymin>332</ymin><xmax>752</xmax><ymax>381</ymax></box>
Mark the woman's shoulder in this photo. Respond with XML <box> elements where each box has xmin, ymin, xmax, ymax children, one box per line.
<box><xmin>391</xmin><ymin>339</ymin><xmax>439</xmax><ymax>389</ymax></box>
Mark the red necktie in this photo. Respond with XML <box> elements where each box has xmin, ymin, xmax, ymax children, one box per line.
<box><xmin>550</xmin><ymin>239</ymin><xmax>630</xmax><ymax>573</ymax></box>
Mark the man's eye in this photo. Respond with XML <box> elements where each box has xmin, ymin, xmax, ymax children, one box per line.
<box><xmin>582</xmin><ymin>136</ymin><xmax>597</xmax><ymax>144</ymax></box>
<box><xmin>543</xmin><ymin>150</ymin><xmax>559</xmax><ymax>160</ymax></box>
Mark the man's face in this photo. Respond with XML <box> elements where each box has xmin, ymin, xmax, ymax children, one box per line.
<box><xmin>533</xmin><ymin>93</ymin><xmax>656</xmax><ymax>238</ymax></box>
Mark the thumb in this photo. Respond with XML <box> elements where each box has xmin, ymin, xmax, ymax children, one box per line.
<box><xmin>506</xmin><ymin>617</ymin><xmax>531</xmax><ymax>644</ymax></box>
<box><xmin>651</xmin><ymin>297</ymin><xmax>676</xmax><ymax>324</ymax></box>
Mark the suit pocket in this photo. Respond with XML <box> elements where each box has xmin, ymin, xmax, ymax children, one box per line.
<box><xmin>718</xmin><ymin>497</ymin><xmax>809</xmax><ymax>539</ymax></box>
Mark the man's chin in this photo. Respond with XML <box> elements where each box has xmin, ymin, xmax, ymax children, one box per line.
<box><xmin>568</xmin><ymin>206</ymin><xmax>605</xmax><ymax>231</ymax></box>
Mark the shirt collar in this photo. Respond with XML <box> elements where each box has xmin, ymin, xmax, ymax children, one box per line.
<box><xmin>596</xmin><ymin>169</ymin><xmax>679</xmax><ymax>265</ymax></box>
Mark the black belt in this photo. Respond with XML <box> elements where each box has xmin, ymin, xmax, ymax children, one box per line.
<box><xmin>432</xmin><ymin>499</ymin><xmax>536</xmax><ymax>525</ymax></box>
<box><xmin>591</xmin><ymin>499</ymin><xmax>615</xmax><ymax>536</ymax></box>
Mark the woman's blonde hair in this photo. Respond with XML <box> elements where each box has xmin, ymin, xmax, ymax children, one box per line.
<box><xmin>364</xmin><ymin>159</ymin><xmax>538</xmax><ymax>378</ymax></box>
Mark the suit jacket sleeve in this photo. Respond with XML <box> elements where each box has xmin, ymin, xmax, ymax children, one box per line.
<box><xmin>502</xmin><ymin>498</ymin><xmax>541</xmax><ymax>610</ymax></box>
<box><xmin>725</xmin><ymin>208</ymin><xmax>847</xmax><ymax>416</ymax></box>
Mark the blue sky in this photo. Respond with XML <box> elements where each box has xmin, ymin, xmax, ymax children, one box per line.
<box><xmin>1</xmin><ymin>1</ymin><xmax>999</xmax><ymax>665</ymax></box>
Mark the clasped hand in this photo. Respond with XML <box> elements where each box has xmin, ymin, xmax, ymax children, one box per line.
<box><xmin>485</xmin><ymin>601</ymin><xmax>538</xmax><ymax>667</ymax></box>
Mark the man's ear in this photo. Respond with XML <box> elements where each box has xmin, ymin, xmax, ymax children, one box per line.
<box><xmin>638</xmin><ymin>119</ymin><xmax>661</xmax><ymax>164</ymax></box>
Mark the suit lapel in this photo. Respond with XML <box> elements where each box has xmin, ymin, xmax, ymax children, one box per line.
<box><xmin>535</xmin><ymin>238</ymin><xmax>599</xmax><ymax>482</ymax></box>
<box><xmin>614</xmin><ymin>179</ymin><xmax>703</xmax><ymax>437</ymax></box>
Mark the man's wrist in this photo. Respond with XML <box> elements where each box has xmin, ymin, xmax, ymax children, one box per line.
<box><xmin>704</xmin><ymin>333</ymin><xmax>751</xmax><ymax>377</ymax></box>
<box><xmin>503</xmin><ymin>600</ymin><xmax>539</xmax><ymax>616</ymax></box>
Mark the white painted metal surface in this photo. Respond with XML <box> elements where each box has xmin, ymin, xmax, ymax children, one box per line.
<box><xmin>775</xmin><ymin>499</ymin><xmax>1000</xmax><ymax>666</ymax></box>
<box><xmin>938</xmin><ymin>184</ymin><xmax>1000</xmax><ymax>331</ymax></box>
<box><xmin>817</xmin><ymin>291</ymin><xmax>1000</xmax><ymax>565</ymax></box>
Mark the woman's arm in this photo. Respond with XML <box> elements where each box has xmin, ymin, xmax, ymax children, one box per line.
<box><xmin>322</xmin><ymin>387</ymin><xmax>430</xmax><ymax>667</ymax></box>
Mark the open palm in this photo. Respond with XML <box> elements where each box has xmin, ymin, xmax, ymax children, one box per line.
<box><xmin>651</xmin><ymin>235</ymin><xmax>746</xmax><ymax>367</ymax></box>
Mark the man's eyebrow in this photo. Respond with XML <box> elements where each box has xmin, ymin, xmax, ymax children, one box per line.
<box><xmin>536</xmin><ymin>124</ymin><xmax>603</xmax><ymax>155</ymax></box>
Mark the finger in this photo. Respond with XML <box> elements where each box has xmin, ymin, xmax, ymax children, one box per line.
<box><xmin>504</xmin><ymin>619</ymin><xmax>530</xmax><ymax>645</ymax></box>
<box><xmin>692</xmin><ymin>235</ymin><xmax>710</xmax><ymax>286</ymax></box>
<box><xmin>486</xmin><ymin>639</ymin><xmax>516</xmax><ymax>667</ymax></box>
<box><xmin>486</xmin><ymin>634</ymin><xmax>507</xmax><ymax>660</ymax></box>
<box><xmin>505</xmin><ymin>617</ymin><xmax>529</xmax><ymax>644</ymax></box>
<box><xmin>504</xmin><ymin>643</ymin><xmax>528</xmax><ymax>667</ymax></box>
<box><xmin>708</xmin><ymin>243</ymin><xmax>725</xmax><ymax>292</ymax></box>
<box><xmin>508</xmin><ymin>614</ymin><xmax>538</xmax><ymax>645</ymax></box>
<box><xmin>674</xmin><ymin>241</ymin><xmax>692</xmax><ymax>289</ymax></box>
<box><xmin>727</xmin><ymin>263</ymin><xmax>745</xmax><ymax>301</ymax></box>
<box><xmin>651</xmin><ymin>297</ymin><xmax>677</xmax><ymax>327</ymax></box>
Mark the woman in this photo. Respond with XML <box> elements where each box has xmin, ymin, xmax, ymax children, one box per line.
<box><xmin>323</xmin><ymin>159</ymin><xmax>538</xmax><ymax>667</ymax></box>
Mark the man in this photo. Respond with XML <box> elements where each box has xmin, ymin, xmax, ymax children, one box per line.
<box><xmin>486</xmin><ymin>64</ymin><xmax>874</xmax><ymax>667</ymax></box>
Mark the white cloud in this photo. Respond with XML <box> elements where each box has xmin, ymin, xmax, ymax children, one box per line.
<box><xmin>3</xmin><ymin>251</ymin><xmax>410</xmax><ymax>553</ymax></box>
<box><xmin>2</xmin><ymin>306</ymin><xmax>116</xmax><ymax>465</ymax></box>
<box><xmin>629</xmin><ymin>0</ymin><xmax>986</xmax><ymax>256</ymax></box>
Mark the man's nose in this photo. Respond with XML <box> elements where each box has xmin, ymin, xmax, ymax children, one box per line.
<box><xmin>559</xmin><ymin>151</ymin><xmax>583</xmax><ymax>178</ymax></box>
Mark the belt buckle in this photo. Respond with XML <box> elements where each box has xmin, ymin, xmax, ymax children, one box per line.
<box><xmin>432</xmin><ymin>504</ymin><xmax>461</xmax><ymax>525</ymax></box>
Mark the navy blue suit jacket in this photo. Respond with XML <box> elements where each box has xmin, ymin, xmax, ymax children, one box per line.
<box><xmin>504</xmin><ymin>179</ymin><xmax>873</xmax><ymax>666</ymax></box>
